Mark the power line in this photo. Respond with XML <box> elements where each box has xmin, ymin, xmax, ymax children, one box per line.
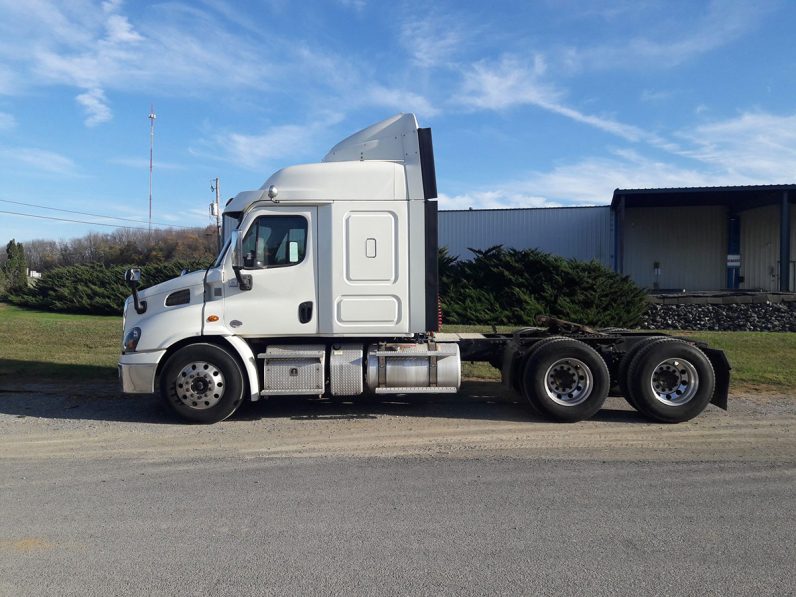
<box><xmin>0</xmin><ymin>209</ymin><xmax>206</xmax><ymax>231</ymax></box>
<box><xmin>0</xmin><ymin>198</ymin><xmax>194</xmax><ymax>229</ymax></box>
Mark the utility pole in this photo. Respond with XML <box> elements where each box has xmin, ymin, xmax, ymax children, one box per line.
<box><xmin>148</xmin><ymin>105</ymin><xmax>157</xmax><ymax>235</ymax></box>
<box><xmin>210</xmin><ymin>178</ymin><xmax>221</xmax><ymax>251</ymax></box>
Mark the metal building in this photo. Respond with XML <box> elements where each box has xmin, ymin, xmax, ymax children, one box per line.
<box><xmin>439</xmin><ymin>206</ymin><xmax>612</xmax><ymax>265</ymax></box>
<box><xmin>439</xmin><ymin>184</ymin><xmax>795</xmax><ymax>292</ymax></box>
<box><xmin>613</xmin><ymin>185</ymin><xmax>795</xmax><ymax>292</ymax></box>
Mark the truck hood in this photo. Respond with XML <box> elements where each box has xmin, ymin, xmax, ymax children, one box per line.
<box><xmin>138</xmin><ymin>269</ymin><xmax>207</xmax><ymax>300</ymax></box>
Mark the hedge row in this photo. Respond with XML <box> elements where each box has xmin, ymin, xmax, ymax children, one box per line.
<box><xmin>8</xmin><ymin>248</ymin><xmax>647</xmax><ymax>328</ymax></box>
<box><xmin>7</xmin><ymin>261</ymin><xmax>210</xmax><ymax>315</ymax></box>
<box><xmin>439</xmin><ymin>247</ymin><xmax>647</xmax><ymax>328</ymax></box>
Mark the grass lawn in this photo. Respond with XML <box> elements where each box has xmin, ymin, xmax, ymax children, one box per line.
<box><xmin>0</xmin><ymin>302</ymin><xmax>120</xmax><ymax>382</ymax></box>
<box><xmin>0</xmin><ymin>304</ymin><xmax>794</xmax><ymax>393</ymax></box>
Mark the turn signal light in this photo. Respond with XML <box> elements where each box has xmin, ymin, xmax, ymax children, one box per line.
<box><xmin>207</xmin><ymin>315</ymin><xmax>219</xmax><ymax>322</ymax></box>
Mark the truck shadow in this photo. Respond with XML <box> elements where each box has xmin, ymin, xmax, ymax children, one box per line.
<box><xmin>0</xmin><ymin>372</ymin><xmax>648</xmax><ymax>425</ymax></box>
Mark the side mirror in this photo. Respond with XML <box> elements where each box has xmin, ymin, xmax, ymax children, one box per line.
<box><xmin>125</xmin><ymin>268</ymin><xmax>142</xmax><ymax>287</ymax></box>
<box><xmin>229</xmin><ymin>230</ymin><xmax>252</xmax><ymax>291</ymax></box>
<box><xmin>288</xmin><ymin>241</ymin><xmax>299</xmax><ymax>263</ymax></box>
<box><xmin>124</xmin><ymin>268</ymin><xmax>147</xmax><ymax>314</ymax></box>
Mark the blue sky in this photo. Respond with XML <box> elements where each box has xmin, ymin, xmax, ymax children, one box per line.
<box><xmin>1</xmin><ymin>0</ymin><xmax>795</xmax><ymax>244</ymax></box>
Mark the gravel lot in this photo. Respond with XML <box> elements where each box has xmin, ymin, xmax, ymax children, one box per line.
<box><xmin>1</xmin><ymin>381</ymin><xmax>794</xmax><ymax>462</ymax></box>
<box><xmin>1</xmin><ymin>381</ymin><xmax>795</xmax><ymax>596</ymax></box>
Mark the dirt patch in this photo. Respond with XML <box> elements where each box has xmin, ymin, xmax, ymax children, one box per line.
<box><xmin>0</xmin><ymin>380</ymin><xmax>794</xmax><ymax>463</ymax></box>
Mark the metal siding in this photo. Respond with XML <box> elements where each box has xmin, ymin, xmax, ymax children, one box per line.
<box><xmin>740</xmin><ymin>205</ymin><xmax>796</xmax><ymax>291</ymax></box>
<box><xmin>438</xmin><ymin>207</ymin><xmax>611</xmax><ymax>265</ymax></box>
<box><xmin>623</xmin><ymin>206</ymin><xmax>726</xmax><ymax>290</ymax></box>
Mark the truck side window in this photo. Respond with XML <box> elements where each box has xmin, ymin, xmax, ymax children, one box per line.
<box><xmin>241</xmin><ymin>215</ymin><xmax>307</xmax><ymax>269</ymax></box>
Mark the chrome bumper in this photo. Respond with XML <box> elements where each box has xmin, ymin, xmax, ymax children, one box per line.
<box><xmin>118</xmin><ymin>351</ymin><xmax>165</xmax><ymax>394</ymax></box>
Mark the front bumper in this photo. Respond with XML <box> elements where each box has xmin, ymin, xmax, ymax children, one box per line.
<box><xmin>118</xmin><ymin>350</ymin><xmax>166</xmax><ymax>394</ymax></box>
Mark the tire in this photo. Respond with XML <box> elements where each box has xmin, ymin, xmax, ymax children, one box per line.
<box><xmin>617</xmin><ymin>336</ymin><xmax>665</xmax><ymax>410</ymax></box>
<box><xmin>159</xmin><ymin>343</ymin><xmax>246</xmax><ymax>423</ymax></box>
<box><xmin>626</xmin><ymin>339</ymin><xmax>715</xmax><ymax>423</ymax></box>
<box><xmin>521</xmin><ymin>338</ymin><xmax>610</xmax><ymax>423</ymax></box>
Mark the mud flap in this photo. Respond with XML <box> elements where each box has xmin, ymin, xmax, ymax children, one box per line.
<box><xmin>702</xmin><ymin>347</ymin><xmax>731</xmax><ymax>410</ymax></box>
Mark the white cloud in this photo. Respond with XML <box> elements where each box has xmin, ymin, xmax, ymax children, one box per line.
<box><xmin>446</xmin><ymin>108</ymin><xmax>796</xmax><ymax>211</ymax></box>
<box><xmin>0</xmin><ymin>0</ymin><xmax>438</xmax><ymax>134</ymax></box>
<box><xmin>0</xmin><ymin>146</ymin><xmax>77</xmax><ymax>175</ymax></box>
<box><xmin>401</xmin><ymin>16</ymin><xmax>465</xmax><ymax>69</ymax></box>
<box><xmin>440</xmin><ymin>142</ymin><xmax>773</xmax><ymax>211</ymax></box>
<box><xmin>514</xmin><ymin>150</ymin><xmax>737</xmax><ymax>205</ymax></box>
<box><xmin>203</xmin><ymin>113</ymin><xmax>344</xmax><ymax>170</ymax></box>
<box><xmin>76</xmin><ymin>87</ymin><xmax>112</xmax><ymax>126</ymax></box>
<box><xmin>0</xmin><ymin>0</ymin><xmax>270</xmax><ymax>124</ymax></box>
<box><xmin>362</xmin><ymin>85</ymin><xmax>438</xmax><ymax>117</ymax></box>
<box><xmin>566</xmin><ymin>1</ymin><xmax>773</xmax><ymax>70</ymax></box>
<box><xmin>337</xmin><ymin>0</ymin><xmax>366</xmax><ymax>11</ymax></box>
<box><xmin>438</xmin><ymin>191</ymin><xmax>560</xmax><ymax>211</ymax></box>
<box><xmin>459</xmin><ymin>54</ymin><xmax>560</xmax><ymax>111</ymax></box>
<box><xmin>677</xmin><ymin>111</ymin><xmax>796</xmax><ymax>182</ymax></box>
<box><xmin>104</xmin><ymin>13</ymin><xmax>143</xmax><ymax>44</ymax></box>
<box><xmin>458</xmin><ymin>54</ymin><xmax>651</xmax><ymax>143</ymax></box>
<box><xmin>0</xmin><ymin>111</ymin><xmax>15</xmax><ymax>130</ymax></box>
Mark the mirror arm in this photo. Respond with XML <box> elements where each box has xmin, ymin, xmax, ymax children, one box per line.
<box><xmin>125</xmin><ymin>268</ymin><xmax>147</xmax><ymax>314</ymax></box>
<box><xmin>232</xmin><ymin>266</ymin><xmax>252</xmax><ymax>291</ymax></box>
<box><xmin>131</xmin><ymin>286</ymin><xmax>147</xmax><ymax>314</ymax></box>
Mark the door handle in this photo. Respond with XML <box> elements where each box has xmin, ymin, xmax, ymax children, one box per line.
<box><xmin>298</xmin><ymin>301</ymin><xmax>313</xmax><ymax>324</ymax></box>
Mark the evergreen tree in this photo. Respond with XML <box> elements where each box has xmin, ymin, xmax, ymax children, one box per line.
<box><xmin>4</xmin><ymin>239</ymin><xmax>28</xmax><ymax>292</ymax></box>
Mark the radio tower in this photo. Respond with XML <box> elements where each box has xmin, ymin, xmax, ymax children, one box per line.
<box><xmin>148</xmin><ymin>105</ymin><xmax>157</xmax><ymax>234</ymax></box>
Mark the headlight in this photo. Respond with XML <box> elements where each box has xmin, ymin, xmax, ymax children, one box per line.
<box><xmin>124</xmin><ymin>327</ymin><xmax>142</xmax><ymax>352</ymax></box>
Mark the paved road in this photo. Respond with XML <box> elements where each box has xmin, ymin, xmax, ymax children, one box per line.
<box><xmin>2</xmin><ymin>456</ymin><xmax>794</xmax><ymax>596</ymax></box>
<box><xmin>1</xmin><ymin>382</ymin><xmax>795</xmax><ymax>596</ymax></box>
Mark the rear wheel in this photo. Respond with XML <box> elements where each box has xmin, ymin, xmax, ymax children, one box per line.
<box><xmin>521</xmin><ymin>338</ymin><xmax>610</xmax><ymax>422</ymax></box>
<box><xmin>618</xmin><ymin>336</ymin><xmax>665</xmax><ymax>409</ymax></box>
<box><xmin>159</xmin><ymin>343</ymin><xmax>246</xmax><ymax>423</ymax></box>
<box><xmin>627</xmin><ymin>339</ymin><xmax>715</xmax><ymax>423</ymax></box>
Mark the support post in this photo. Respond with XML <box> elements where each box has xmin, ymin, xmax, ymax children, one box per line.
<box><xmin>780</xmin><ymin>191</ymin><xmax>791</xmax><ymax>292</ymax></box>
<box><xmin>614</xmin><ymin>195</ymin><xmax>625</xmax><ymax>274</ymax></box>
<box><xmin>726</xmin><ymin>207</ymin><xmax>741</xmax><ymax>290</ymax></box>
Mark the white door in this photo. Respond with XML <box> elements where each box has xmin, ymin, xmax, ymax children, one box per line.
<box><xmin>224</xmin><ymin>206</ymin><xmax>318</xmax><ymax>337</ymax></box>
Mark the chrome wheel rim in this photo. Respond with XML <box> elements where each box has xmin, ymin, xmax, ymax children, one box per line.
<box><xmin>175</xmin><ymin>361</ymin><xmax>225</xmax><ymax>410</ymax></box>
<box><xmin>544</xmin><ymin>358</ymin><xmax>593</xmax><ymax>406</ymax></box>
<box><xmin>650</xmin><ymin>358</ymin><xmax>699</xmax><ymax>406</ymax></box>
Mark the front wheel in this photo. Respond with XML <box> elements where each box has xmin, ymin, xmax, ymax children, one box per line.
<box><xmin>159</xmin><ymin>343</ymin><xmax>246</xmax><ymax>423</ymax></box>
<box><xmin>521</xmin><ymin>338</ymin><xmax>610</xmax><ymax>422</ymax></box>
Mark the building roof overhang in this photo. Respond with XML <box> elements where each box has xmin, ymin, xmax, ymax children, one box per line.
<box><xmin>611</xmin><ymin>184</ymin><xmax>796</xmax><ymax>211</ymax></box>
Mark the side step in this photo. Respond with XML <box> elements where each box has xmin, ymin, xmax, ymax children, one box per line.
<box><xmin>257</xmin><ymin>350</ymin><xmax>325</xmax><ymax>359</ymax></box>
<box><xmin>259</xmin><ymin>389</ymin><xmax>323</xmax><ymax>396</ymax></box>
<box><xmin>375</xmin><ymin>386</ymin><xmax>458</xmax><ymax>394</ymax></box>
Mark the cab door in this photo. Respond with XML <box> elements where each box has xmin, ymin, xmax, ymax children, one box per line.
<box><xmin>224</xmin><ymin>206</ymin><xmax>318</xmax><ymax>337</ymax></box>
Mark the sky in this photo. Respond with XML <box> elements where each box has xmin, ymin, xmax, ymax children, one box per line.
<box><xmin>1</xmin><ymin>0</ymin><xmax>795</xmax><ymax>245</ymax></box>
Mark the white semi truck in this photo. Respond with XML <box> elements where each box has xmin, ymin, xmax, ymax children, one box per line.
<box><xmin>119</xmin><ymin>113</ymin><xmax>730</xmax><ymax>424</ymax></box>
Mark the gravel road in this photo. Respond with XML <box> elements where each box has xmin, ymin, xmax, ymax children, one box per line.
<box><xmin>1</xmin><ymin>381</ymin><xmax>795</xmax><ymax>596</ymax></box>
